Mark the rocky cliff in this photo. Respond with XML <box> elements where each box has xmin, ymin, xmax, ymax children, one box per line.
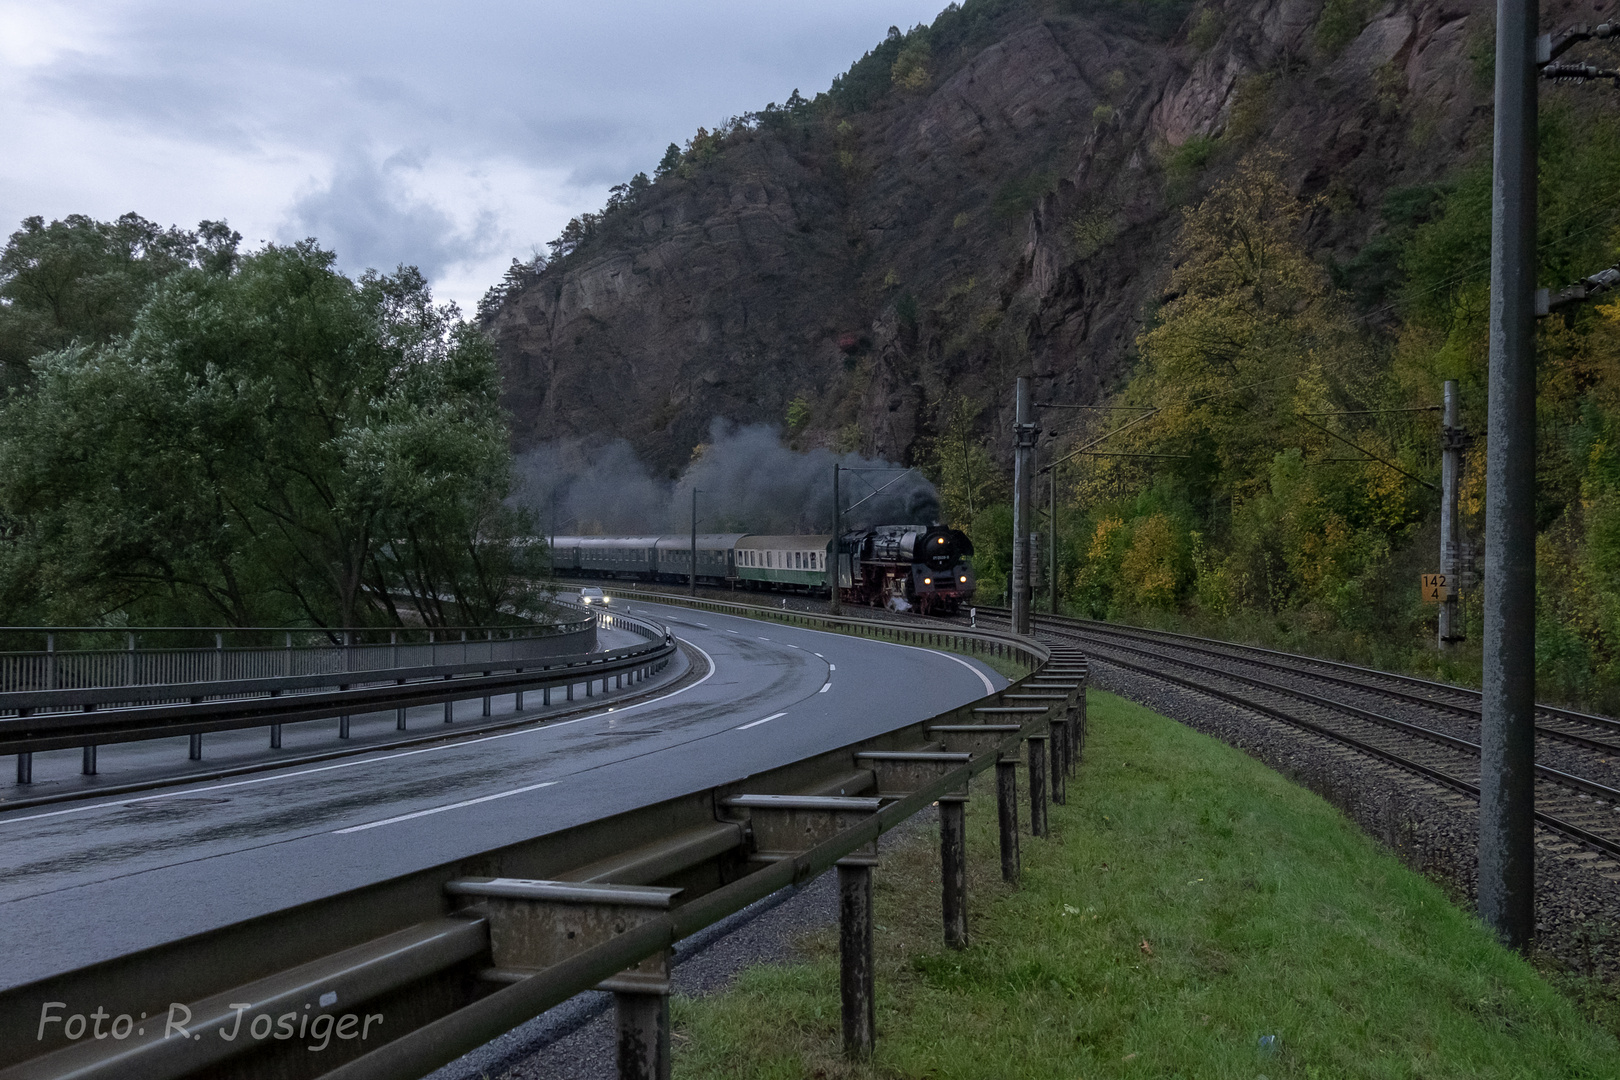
<box><xmin>486</xmin><ymin>0</ymin><xmax>1553</xmax><ymax>475</ymax></box>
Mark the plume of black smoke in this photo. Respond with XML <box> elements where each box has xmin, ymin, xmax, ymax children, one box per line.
<box><xmin>512</xmin><ymin>421</ymin><xmax>939</xmax><ymax>536</ymax></box>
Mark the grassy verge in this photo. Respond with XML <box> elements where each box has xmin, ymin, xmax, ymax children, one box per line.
<box><xmin>670</xmin><ymin>692</ymin><xmax>1620</xmax><ymax>1078</ymax></box>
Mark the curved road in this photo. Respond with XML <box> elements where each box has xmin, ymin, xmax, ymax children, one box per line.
<box><xmin>0</xmin><ymin>600</ymin><xmax>1004</xmax><ymax>992</ymax></box>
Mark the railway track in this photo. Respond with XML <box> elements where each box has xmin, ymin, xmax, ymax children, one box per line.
<box><xmin>965</xmin><ymin>610</ymin><xmax>1620</xmax><ymax>867</ymax></box>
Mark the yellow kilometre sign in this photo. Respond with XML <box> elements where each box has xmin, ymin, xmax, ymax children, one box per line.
<box><xmin>1421</xmin><ymin>573</ymin><xmax>1450</xmax><ymax>603</ymax></box>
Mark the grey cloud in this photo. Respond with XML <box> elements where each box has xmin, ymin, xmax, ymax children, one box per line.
<box><xmin>22</xmin><ymin>2</ymin><xmax>949</xmax><ymax>178</ymax></box>
<box><xmin>6</xmin><ymin>1</ymin><xmax>948</xmax><ymax>308</ymax></box>
<box><xmin>285</xmin><ymin>149</ymin><xmax>501</xmax><ymax>281</ymax></box>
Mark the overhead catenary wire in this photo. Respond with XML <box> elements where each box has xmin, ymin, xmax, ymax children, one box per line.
<box><xmin>1295</xmin><ymin>415</ymin><xmax>1439</xmax><ymax>491</ymax></box>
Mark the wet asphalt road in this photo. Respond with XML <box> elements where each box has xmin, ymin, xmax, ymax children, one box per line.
<box><xmin>0</xmin><ymin>601</ymin><xmax>1003</xmax><ymax>992</ymax></box>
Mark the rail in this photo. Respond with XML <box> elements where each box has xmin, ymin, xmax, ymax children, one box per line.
<box><xmin>1027</xmin><ymin>612</ymin><xmax>1620</xmax><ymax>864</ymax></box>
<box><xmin>0</xmin><ymin>603</ymin><xmax>1076</xmax><ymax>1080</ymax></box>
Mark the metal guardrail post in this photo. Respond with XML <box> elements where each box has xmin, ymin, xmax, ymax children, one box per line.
<box><xmin>1028</xmin><ymin>735</ymin><xmax>1049</xmax><ymax>837</ymax></box>
<box><xmin>189</xmin><ymin>733</ymin><xmax>203</xmax><ymax>760</ymax></box>
<box><xmin>81</xmin><ymin>743</ymin><xmax>96</xmax><ymax>775</ymax></box>
<box><xmin>16</xmin><ymin>750</ymin><xmax>31</xmax><ymax>784</ymax></box>
<box><xmin>1049</xmin><ymin>720</ymin><xmax>1068</xmax><ymax>805</ymax></box>
<box><xmin>940</xmin><ymin>796</ymin><xmax>967</xmax><ymax>949</ymax></box>
<box><xmin>615</xmin><ymin>991</ymin><xmax>670</xmax><ymax>1080</ymax></box>
<box><xmin>483</xmin><ymin>631</ymin><xmax>493</xmax><ymax>717</ymax></box>
<box><xmin>996</xmin><ymin>756</ymin><xmax>1020</xmax><ymax>883</ymax></box>
<box><xmin>340</xmin><ymin>630</ymin><xmax>352</xmax><ymax>737</ymax></box>
<box><xmin>1076</xmin><ymin>680</ymin><xmax>1088</xmax><ymax>766</ymax></box>
<box><xmin>838</xmin><ymin>859</ymin><xmax>876</xmax><ymax>1059</ymax></box>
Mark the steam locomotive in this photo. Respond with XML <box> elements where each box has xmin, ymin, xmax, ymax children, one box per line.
<box><xmin>547</xmin><ymin>525</ymin><xmax>977</xmax><ymax>614</ymax></box>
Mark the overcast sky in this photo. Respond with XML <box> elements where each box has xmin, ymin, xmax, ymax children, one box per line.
<box><xmin>1</xmin><ymin>0</ymin><xmax>947</xmax><ymax>312</ymax></box>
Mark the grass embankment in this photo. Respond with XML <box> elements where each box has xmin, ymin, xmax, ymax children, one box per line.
<box><xmin>671</xmin><ymin>692</ymin><xmax>1620</xmax><ymax>1078</ymax></box>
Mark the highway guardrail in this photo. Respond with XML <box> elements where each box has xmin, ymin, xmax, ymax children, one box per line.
<box><xmin>0</xmin><ymin>603</ymin><xmax>1085</xmax><ymax>1080</ymax></box>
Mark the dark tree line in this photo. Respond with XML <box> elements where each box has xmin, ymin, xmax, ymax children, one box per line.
<box><xmin>0</xmin><ymin>215</ymin><xmax>543</xmax><ymax>629</ymax></box>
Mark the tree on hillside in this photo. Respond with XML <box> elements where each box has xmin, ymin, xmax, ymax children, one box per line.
<box><xmin>921</xmin><ymin>394</ymin><xmax>1005</xmax><ymax>531</ymax></box>
<box><xmin>1117</xmin><ymin>152</ymin><xmax>1377</xmax><ymax>514</ymax></box>
<box><xmin>655</xmin><ymin>143</ymin><xmax>682</xmax><ymax>178</ymax></box>
<box><xmin>1063</xmin><ymin>152</ymin><xmax>1415</xmax><ymax>619</ymax></box>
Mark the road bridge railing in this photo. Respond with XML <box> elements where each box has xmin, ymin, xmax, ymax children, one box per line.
<box><xmin>0</xmin><ymin>615</ymin><xmax>598</xmax><ymax>696</ymax></box>
<box><xmin>0</xmin><ymin>608</ymin><xmax>1089</xmax><ymax>1080</ymax></box>
<box><xmin>1</xmin><ymin>610</ymin><xmax>675</xmax><ymax>777</ymax></box>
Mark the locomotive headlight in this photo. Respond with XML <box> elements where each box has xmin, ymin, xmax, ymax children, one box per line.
<box><xmin>959</xmin><ymin>575</ymin><xmax>967</xmax><ymax>582</ymax></box>
<box><xmin>924</xmin><ymin>577</ymin><xmax>932</xmax><ymax>584</ymax></box>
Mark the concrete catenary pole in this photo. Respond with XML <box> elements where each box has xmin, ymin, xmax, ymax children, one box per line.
<box><xmin>689</xmin><ymin>488</ymin><xmax>699</xmax><ymax>597</ymax></box>
<box><xmin>1011</xmin><ymin>377</ymin><xmax>1034</xmax><ymax>635</ymax></box>
<box><xmin>829</xmin><ymin>464</ymin><xmax>843</xmax><ymax>615</ymax></box>
<box><xmin>1049</xmin><ymin>468</ymin><xmax>1059</xmax><ymax>615</ymax></box>
<box><xmin>1439</xmin><ymin>379</ymin><xmax>1462</xmax><ymax>649</ymax></box>
<box><xmin>1480</xmin><ymin>0</ymin><xmax>1539</xmax><ymax>951</ymax></box>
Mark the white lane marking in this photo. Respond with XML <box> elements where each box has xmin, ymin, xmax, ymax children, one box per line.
<box><xmin>828</xmin><ymin>664</ymin><xmax>836</xmax><ymax>671</ymax></box>
<box><xmin>726</xmin><ymin>629</ymin><xmax>739</xmax><ymax>634</ymax></box>
<box><xmin>819</xmin><ymin>683</ymin><xmax>832</xmax><ymax>693</ymax></box>
<box><xmin>813</xmin><ymin>653</ymin><xmax>824</xmax><ymax>658</ymax></box>
<box><xmin>0</xmin><ymin>638</ymin><xmax>719</xmax><ymax>828</ymax></box>
<box><xmin>737</xmin><ymin>712</ymin><xmax>787</xmax><ymax>731</ymax></box>
<box><xmin>693</xmin><ymin>621</ymin><xmax>709</xmax><ymax>628</ymax></box>
<box><xmin>334</xmin><ymin>781</ymin><xmax>559</xmax><ymax>834</ymax></box>
<box><xmin>758</xmin><ymin>636</ymin><xmax>770</xmax><ymax>641</ymax></box>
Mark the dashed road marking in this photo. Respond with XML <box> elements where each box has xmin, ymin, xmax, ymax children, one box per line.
<box><xmin>737</xmin><ymin>712</ymin><xmax>787</xmax><ymax>731</ymax></box>
<box><xmin>1</xmin><ymin>638</ymin><xmax>719</xmax><ymax>828</ymax></box>
<box><xmin>335</xmin><ymin>780</ymin><xmax>559</xmax><ymax>834</ymax></box>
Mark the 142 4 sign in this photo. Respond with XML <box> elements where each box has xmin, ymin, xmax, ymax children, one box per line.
<box><xmin>1421</xmin><ymin>573</ymin><xmax>1451</xmax><ymax>603</ymax></box>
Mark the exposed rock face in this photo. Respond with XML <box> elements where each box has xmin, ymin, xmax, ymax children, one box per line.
<box><xmin>487</xmin><ymin>0</ymin><xmax>1561</xmax><ymax>474</ymax></box>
